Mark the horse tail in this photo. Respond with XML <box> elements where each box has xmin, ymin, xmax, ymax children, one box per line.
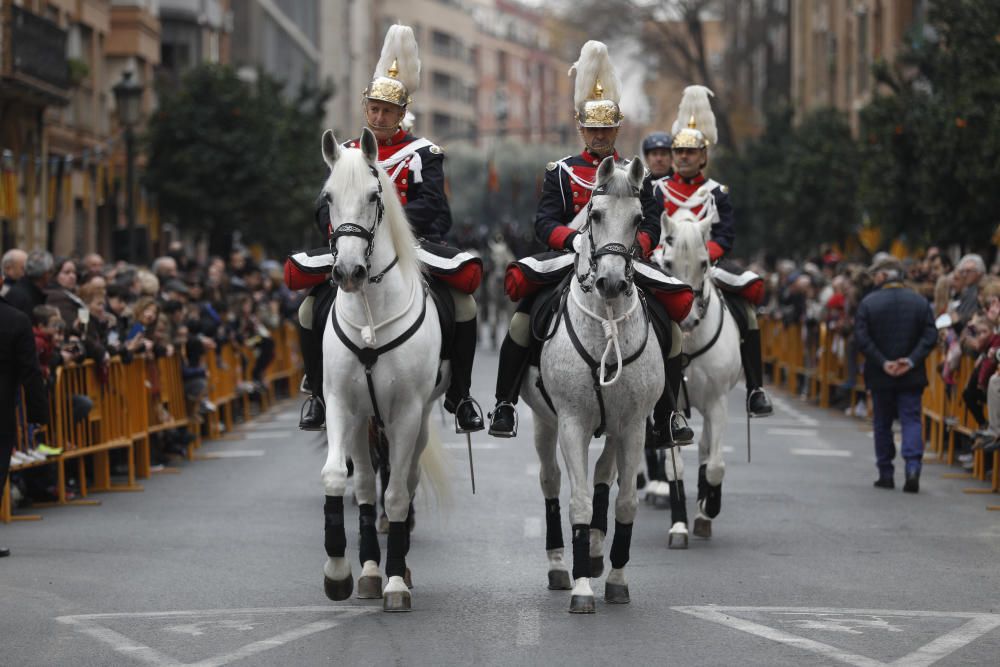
<box><xmin>418</xmin><ymin>418</ymin><xmax>452</xmax><ymax>507</ymax></box>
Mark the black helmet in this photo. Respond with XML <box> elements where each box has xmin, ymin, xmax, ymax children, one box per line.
<box><xmin>642</xmin><ymin>132</ymin><xmax>672</xmax><ymax>155</ymax></box>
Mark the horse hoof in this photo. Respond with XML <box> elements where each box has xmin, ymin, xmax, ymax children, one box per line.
<box><xmin>404</xmin><ymin>568</ymin><xmax>413</xmax><ymax>589</ymax></box>
<box><xmin>377</xmin><ymin>515</ymin><xmax>389</xmax><ymax>534</ymax></box>
<box><xmin>323</xmin><ymin>575</ymin><xmax>353</xmax><ymax>601</ymax></box>
<box><xmin>383</xmin><ymin>590</ymin><xmax>412</xmax><ymax>612</ymax></box>
<box><xmin>548</xmin><ymin>570</ymin><xmax>572</xmax><ymax>590</ymax></box>
<box><xmin>569</xmin><ymin>595</ymin><xmax>596</xmax><ymax>614</ymax></box>
<box><xmin>668</xmin><ymin>532</ymin><xmax>689</xmax><ymax>550</ymax></box>
<box><xmin>590</xmin><ymin>557</ymin><xmax>604</xmax><ymax>579</ymax></box>
<box><xmin>605</xmin><ymin>582</ymin><xmax>630</xmax><ymax>604</ymax></box>
<box><xmin>357</xmin><ymin>575</ymin><xmax>383</xmax><ymax>599</ymax></box>
<box><xmin>693</xmin><ymin>518</ymin><xmax>712</xmax><ymax>539</ymax></box>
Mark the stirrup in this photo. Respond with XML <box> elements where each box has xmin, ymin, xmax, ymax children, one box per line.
<box><xmin>453</xmin><ymin>396</ymin><xmax>485</xmax><ymax>435</ymax></box>
<box><xmin>487</xmin><ymin>401</ymin><xmax>518</xmax><ymax>438</ymax></box>
<box><xmin>747</xmin><ymin>388</ymin><xmax>773</xmax><ymax>418</ymax></box>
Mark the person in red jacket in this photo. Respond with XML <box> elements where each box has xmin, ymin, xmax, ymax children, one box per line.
<box><xmin>650</xmin><ymin>86</ymin><xmax>772</xmax><ymax>418</ymax></box>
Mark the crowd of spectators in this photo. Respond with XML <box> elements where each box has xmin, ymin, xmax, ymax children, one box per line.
<box><xmin>753</xmin><ymin>246</ymin><xmax>1000</xmax><ymax>469</ymax></box>
<box><xmin>1</xmin><ymin>243</ymin><xmax>298</xmax><ymax>502</ymax></box>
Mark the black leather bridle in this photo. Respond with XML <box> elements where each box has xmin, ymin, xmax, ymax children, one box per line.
<box><xmin>575</xmin><ymin>183</ymin><xmax>641</xmax><ymax>296</ymax></box>
<box><xmin>326</xmin><ymin>165</ymin><xmax>396</xmax><ymax>284</ymax></box>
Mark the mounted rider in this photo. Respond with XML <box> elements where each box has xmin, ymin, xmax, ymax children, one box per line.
<box><xmin>291</xmin><ymin>24</ymin><xmax>484</xmax><ymax>434</ymax></box>
<box><xmin>651</xmin><ymin>85</ymin><xmax>773</xmax><ymax>418</ymax></box>
<box><xmin>642</xmin><ymin>131</ymin><xmax>673</xmax><ymax>180</ymax></box>
<box><xmin>488</xmin><ymin>41</ymin><xmax>695</xmax><ymax>447</ymax></box>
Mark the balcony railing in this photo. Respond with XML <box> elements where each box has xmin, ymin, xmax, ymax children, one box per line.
<box><xmin>2</xmin><ymin>5</ymin><xmax>70</xmax><ymax>101</ymax></box>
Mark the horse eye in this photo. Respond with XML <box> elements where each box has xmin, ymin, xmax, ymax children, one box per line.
<box><xmin>368</xmin><ymin>192</ymin><xmax>379</xmax><ymax>203</ymax></box>
<box><xmin>701</xmin><ymin>260</ymin><xmax>709</xmax><ymax>270</ymax></box>
<box><xmin>323</xmin><ymin>192</ymin><xmax>332</xmax><ymax>203</ymax></box>
<box><xmin>590</xmin><ymin>210</ymin><xmax>603</xmax><ymax>223</ymax></box>
<box><xmin>664</xmin><ymin>261</ymin><xmax>673</xmax><ymax>271</ymax></box>
<box><xmin>632</xmin><ymin>214</ymin><xmax>642</xmax><ymax>227</ymax></box>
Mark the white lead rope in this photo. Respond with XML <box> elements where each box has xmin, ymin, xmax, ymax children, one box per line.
<box><xmin>336</xmin><ymin>277</ymin><xmax>418</xmax><ymax>346</ymax></box>
<box><xmin>570</xmin><ymin>288</ymin><xmax>640</xmax><ymax>387</ymax></box>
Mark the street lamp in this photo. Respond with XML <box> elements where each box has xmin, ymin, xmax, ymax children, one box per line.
<box><xmin>113</xmin><ymin>70</ymin><xmax>143</xmax><ymax>263</ymax></box>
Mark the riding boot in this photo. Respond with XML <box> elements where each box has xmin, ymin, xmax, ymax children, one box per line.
<box><xmin>443</xmin><ymin>319</ymin><xmax>484</xmax><ymax>433</ymax></box>
<box><xmin>741</xmin><ymin>329</ymin><xmax>773</xmax><ymax>417</ymax></box>
<box><xmin>650</xmin><ymin>353</ymin><xmax>694</xmax><ymax>449</ymax></box>
<box><xmin>298</xmin><ymin>284</ymin><xmax>335</xmax><ymax>430</ymax></box>
<box><xmin>488</xmin><ymin>335</ymin><xmax>530</xmax><ymax>438</ymax></box>
<box><xmin>299</xmin><ymin>394</ymin><xmax>326</xmax><ymax>431</ymax></box>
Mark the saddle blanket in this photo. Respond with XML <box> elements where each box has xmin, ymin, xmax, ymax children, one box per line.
<box><xmin>284</xmin><ymin>241</ymin><xmax>482</xmax><ymax>294</ymax></box>
<box><xmin>712</xmin><ymin>260</ymin><xmax>765</xmax><ymax>305</ymax></box>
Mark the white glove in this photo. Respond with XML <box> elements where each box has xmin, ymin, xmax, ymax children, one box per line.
<box><xmin>571</xmin><ymin>233</ymin><xmax>584</xmax><ymax>254</ymax></box>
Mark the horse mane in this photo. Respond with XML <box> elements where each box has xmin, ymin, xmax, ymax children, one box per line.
<box><xmin>331</xmin><ymin>149</ymin><xmax>422</xmax><ymax>279</ymax></box>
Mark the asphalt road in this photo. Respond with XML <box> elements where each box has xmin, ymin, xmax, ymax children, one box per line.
<box><xmin>2</xmin><ymin>347</ymin><xmax>1000</xmax><ymax>666</ymax></box>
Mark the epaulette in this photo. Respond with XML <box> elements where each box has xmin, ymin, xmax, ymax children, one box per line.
<box><xmin>546</xmin><ymin>162</ymin><xmax>557</xmax><ymax>171</ymax></box>
<box><xmin>429</xmin><ymin>145</ymin><xmax>443</xmax><ymax>155</ymax></box>
<box><xmin>720</xmin><ymin>184</ymin><xmax>729</xmax><ymax>194</ymax></box>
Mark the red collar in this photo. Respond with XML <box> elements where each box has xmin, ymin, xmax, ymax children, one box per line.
<box><xmin>579</xmin><ymin>149</ymin><xmax>620</xmax><ymax>166</ymax></box>
<box><xmin>670</xmin><ymin>171</ymin><xmax>706</xmax><ymax>186</ymax></box>
<box><xmin>380</xmin><ymin>129</ymin><xmax>409</xmax><ymax>146</ymax></box>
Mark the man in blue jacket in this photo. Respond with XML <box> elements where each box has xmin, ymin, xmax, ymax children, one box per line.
<box><xmin>854</xmin><ymin>256</ymin><xmax>937</xmax><ymax>493</ymax></box>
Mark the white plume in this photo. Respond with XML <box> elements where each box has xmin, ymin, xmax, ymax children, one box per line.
<box><xmin>569</xmin><ymin>40</ymin><xmax>621</xmax><ymax>107</ymax></box>
<box><xmin>672</xmin><ymin>85</ymin><xmax>717</xmax><ymax>145</ymax></box>
<box><xmin>374</xmin><ymin>24</ymin><xmax>420</xmax><ymax>94</ymax></box>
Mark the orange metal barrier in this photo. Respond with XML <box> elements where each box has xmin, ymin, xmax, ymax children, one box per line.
<box><xmin>2</xmin><ymin>322</ymin><xmax>304</xmax><ymax>524</ymax></box>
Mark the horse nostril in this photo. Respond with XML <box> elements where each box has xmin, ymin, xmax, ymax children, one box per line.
<box><xmin>615</xmin><ymin>280</ymin><xmax>627</xmax><ymax>295</ymax></box>
<box><xmin>595</xmin><ymin>277</ymin><xmax>608</xmax><ymax>292</ymax></box>
<box><xmin>351</xmin><ymin>266</ymin><xmax>367</xmax><ymax>282</ymax></box>
<box><xmin>331</xmin><ymin>265</ymin><xmax>344</xmax><ymax>282</ymax></box>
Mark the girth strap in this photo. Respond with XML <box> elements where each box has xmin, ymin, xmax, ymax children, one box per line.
<box><xmin>563</xmin><ymin>296</ymin><xmax>649</xmax><ymax>438</ymax></box>
<box><xmin>331</xmin><ymin>287</ymin><xmax>428</xmax><ymax>429</ymax></box>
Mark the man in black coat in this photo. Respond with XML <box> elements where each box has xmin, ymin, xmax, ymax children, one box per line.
<box><xmin>4</xmin><ymin>250</ymin><xmax>53</xmax><ymax>318</ymax></box>
<box><xmin>854</xmin><ymin>256</ymin><xmax>937</xmax><ymax>493</ymax></box>
<box><xmin>0</xmin><ymin>275</ymin><xmax>50</xmax><ymax>557</ymax></box>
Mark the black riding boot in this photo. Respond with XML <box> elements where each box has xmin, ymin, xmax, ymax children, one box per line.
<box><xmin>298</xmin><ymin>284</ymin><xmax>335</xmax><ymax>430</ymax></box>
<box><xmin>650</xmin><ymin>354</ymin><xmax>694</xmax><ymax>449</ymax></box>
<box><xmin>443</xmin><ymin>319</ymin><xmax>484</xmax><ymax>433</ymax></box>
<box><xmin>488</xmin><ymin>335</ymin><xmax>530</xmax><ymax>438</ymax></box>
<box><xmin>741</xmin><ymin>329</ymin><xmax>773</xmax><ymax>417</ymax></box>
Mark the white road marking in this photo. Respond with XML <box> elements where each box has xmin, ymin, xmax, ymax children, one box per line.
<box><xmin>241</xmin><ymin>432</ymin><xmax>293</xmax><ymax>440</ymax></box>
<box><xmin>769</xmin><ymin>395</ymin><xmax>819</xmax><ymax>426</ymax></box>
<box><xmin>525</xmin><ymin>462</ymin><xmax>541</xmax><ymax>477</ymax></box>
<box><xmin>672</xmin><ymin>606</ymin><xmax>1000</xmax><ymax>667</ymax></box>
<box><xmin>515</xmin><ymin>609</ymin><xmax>541</xmax><ymax>646</ymax></box>
<box><xmin>56</xmin><ymin>606</ymin><xmax>373</xmax><ymax>667</ymax></box>
<box><xmin>442</xmin><ymin>441</ymin><xmax>500</xmax><ymax>450</ymax></box>
<box><xmin>768</xmin><ymin>428</ymin><xmax>820</xmax><ymax>438</ymax></box>
<box><xmin>198</xmin><ymin>450</ymin><xmax>266</xmax><ymax>459</ymax></box>
<box><xmin>523</xmin><ymin>517</ymin><xmax>542</xmax><ymax>538</ymax></box>
<box><xmin>791</xmin><ymin>449</ymin><xmax>852</xmax><ymax>458</ymax></box>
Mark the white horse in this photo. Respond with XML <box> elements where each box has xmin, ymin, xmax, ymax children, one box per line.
<box><xmin>521</xmin><ymin>156</ymin><xmax>663</xmax><ymax>613</ymax></box>
<box><xmin>656</xmin><ymin>210</ymin><xmax>742</xmax><ymax>545</ymax></box>
<box><xmin>319</xmin><ymin>127</ymin><xmax>447</xmax><ymax>612</ymax></box>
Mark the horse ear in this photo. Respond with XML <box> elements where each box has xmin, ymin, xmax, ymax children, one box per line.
<box><xmin>698</xmin><ymin>216</ymin><xmax>713</xmax><ymax>240</ymax></box>
<box><xmin>321</xmin><ymin>130</ymin><xmax>340</xmax><ymax>170</ymax></box>
<box><xmin>360</xmin><ymin>127</ymin><xmax>379</xmax><ymax>164</ymax></box>
<box><xmin>627</xmin><ymin>156</ymin><xmax>644</xmax><ymax>190</ymax></box>
<box><xmin>596</xmin><ymin>155</ymin><xmax>616</xmax><ymax>187</ymax></box>
<box><xmin>661</xmin><ymin>211</ymin><xmax>677</xmax><ymax>243</ymax></box>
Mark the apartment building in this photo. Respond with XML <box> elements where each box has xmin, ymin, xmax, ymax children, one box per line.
<box><xmin>229</xmin><ymin>0</ymin><xmax>321</xmax><ymax>93</ymax></box>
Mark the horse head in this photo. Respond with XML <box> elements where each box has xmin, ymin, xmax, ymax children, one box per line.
<box><xmin>320</xmin><ymin>127</ymin><xmax>386</xmax><ymax>293</ymax></box>
<box><xmin>581</xmin><ymin>156</ymin><xmax>645</xmax><ymax>300</ymax></box>
<box><xmin>660</xmin><ymin>208</ymin><xmax>713</xmax><ymax>330</ymax></box>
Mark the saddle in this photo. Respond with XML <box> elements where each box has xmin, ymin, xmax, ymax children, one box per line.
<box><xmin>711</xmin><ymin>260</ymin><xmax>765</xmax><ymax>306</ymax></box>
<box><xmin>283</xmin><ymin>243</ymin><xmax>483</xmax><ymax>294</ymax></box>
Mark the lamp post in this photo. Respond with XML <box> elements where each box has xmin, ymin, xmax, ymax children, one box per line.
<box><xmin>113</xmin><ymin>70</ymin><xmax>143</xmax><ymax>263</ymax></box>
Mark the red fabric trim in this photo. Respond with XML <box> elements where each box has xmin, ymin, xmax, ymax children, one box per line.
<box><xmin>637</xmin><ymin>232</ymin><xmax>654</xmax><ymax>258</ymax></box>
<box><xmin>707</xmin><ymin>240</ymin><xmax>725</xmax><ymax>262</ymax></box>
<box><xmin>654</xmin><ymin>289</ymin><xmax>694</xmax><ymax>322</ymax></box>
<box><xmin>740</xmin><ymin>280</ymin><xmax>766</xmax><ymax>306</ymax></box>
<box><xmin>429</xmin><ymin>263</ymin><xmax>482</xmax><ymax>295</ymax></box>
<box><xmin>504</xmin><ymin>265</ymin><xmax>542</xmax><ymax>302</ymax></box>
<box><xmin>284</xmin><ymin>259</ymin><xmax>329</xmax><ymax>291</ymax></box>
<box><xmin>548</xmin><ymin>226</ymin><xmax>576</xmax><ymax>251</ymax></box>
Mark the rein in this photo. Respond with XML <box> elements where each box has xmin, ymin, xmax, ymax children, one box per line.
<box><xmin>681</xmin><ymin>282</ymin><xmax>727</xmax><ymax>368</ymax></box>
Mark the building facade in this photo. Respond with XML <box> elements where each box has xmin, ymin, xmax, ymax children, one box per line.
<box><xmin>790</xmin><ymin>0</ymin><xmax>926</xmax><ymax>132</ymax></box>
<box><xmin>318</xmin><ymin>0</ymin><xmax>371</xmax><ymax>138</ymax></box>
<box><xmin>229</xmin><ymin>0</ymin><xmax>320</xmax><ymax>93</ymax></box>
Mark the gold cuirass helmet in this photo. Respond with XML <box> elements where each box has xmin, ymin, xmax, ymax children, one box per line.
<box><xmin>576</xmin><ymin>80</ymin><xmax>623</xmax><ymax>128</ymax></box>
<box><xmin>363</xmin><ymin>60</ymin><xmax>411</xmax><ymax>108</ymax></box>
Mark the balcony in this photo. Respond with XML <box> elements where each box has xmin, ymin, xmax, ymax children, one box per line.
<box><xmin>1</xmin><ymin>5</ymin><xmax>71</xmax><ymax>104</ymax></box>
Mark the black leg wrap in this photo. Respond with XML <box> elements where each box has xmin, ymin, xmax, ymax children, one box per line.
<box><xmin>571</xmin><ymin>524</ymin><xmax>591</xmax><ymax>580</ymax></box>
<box><xmin>697</xmin><ymin>464</ymin><xmax>708</xmax><ymax>502</ymax></box>
<box><xmin>591</xmin><ymin>483</ymin><xmax>610</xmax><ymax>534</ymax></box>
<box><xmin>704</xmin><ymin>480</ymin><xmax>722</xmax><ymax>518</ymax></box>
<box><xmin>323</xmin><ymin>496</ymin><xmax>346</xmax><ymax>558</ymax></box>
<box><xmin>358</xmin><ymin>504</ymin><xmax>381</xmax><ymax>566</ymax></box>
<box><xmin>609</xmin><ymin>521</ymin><xmax>633</xmax><ymax>570</ymax></box>
<box><xmin>669</xmin><ymin>480</ymin><xmax>688</xmax><ymax>524</ymax></box>
<box><xmin>545</xmin><ymin>497</ymin><xmax>564</xmax><ymax>551</ymax></box>
<box><xmin>446</xmin><ymin>319</ymin><xmax>478</xmax><ymax>405</ymax></box>
<box><xmin>386</xmin><ymin>521</ymin><xmax>409</xmax><ymax>578</ymax></box>
<box><xmin>645</xmin><ymin>448</ymin><xmax>661</xmax><ymax>482</ymax></box>
<box><xmin>495</xmin><ymin>335</ymin><xmax>531</xmax><ymax>404</ymax></box>
<box><xmin>741</xmin><ymin>328</ymin><xmax>764</xmax><ymax>391</ymax></box>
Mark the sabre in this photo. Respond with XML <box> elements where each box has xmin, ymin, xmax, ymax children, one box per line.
<box><xmin>465</xmin><ymin>433</ymin><xmax>476</xmax><ymax>494</ymax></box>
<box><xmin>746</xmin><ymin>410</ymin><xmax>752</xmax><ymax>464</ymax></box>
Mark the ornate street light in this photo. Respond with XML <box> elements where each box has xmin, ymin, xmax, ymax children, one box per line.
<box><xmin>113</xmin><ymin>70</ymin><xmax>143</xmax><ymax>263</ymax></box>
